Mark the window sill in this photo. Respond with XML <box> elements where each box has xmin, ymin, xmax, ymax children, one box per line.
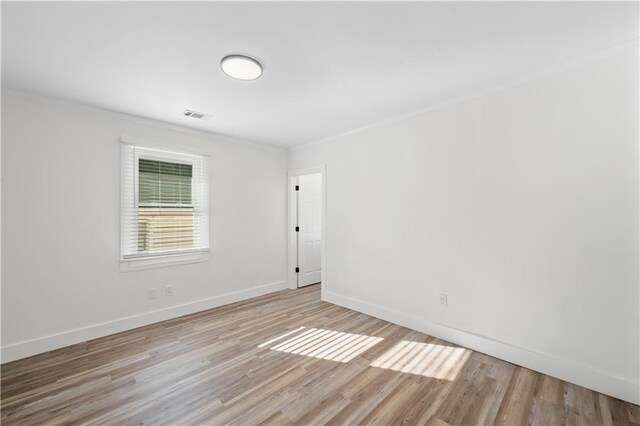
<box><xmin>120</xmin><ymin>250</ymin><xmax>210</xmax><ymax>272</ymax></box>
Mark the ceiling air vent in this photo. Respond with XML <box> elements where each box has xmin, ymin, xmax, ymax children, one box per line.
<box><xmin>183</xmin><ymin>110</ymin><xmax>211</xmax><ymax>120</ymax></box>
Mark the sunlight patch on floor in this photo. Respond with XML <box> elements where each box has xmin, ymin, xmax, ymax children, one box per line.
<box><xmin>258</xmin><ymin>327</ymin><xmax>306</xmax><ymax>348</ymax></box>
<box><xmin>261</xmin><ymin>327</ymin><xmax>383</xmax><ymax>362</ymax></box>
<box><xmin>370</xmin><ymin>340</ymin><xmax>471</xmax><ymax>380</ymax></box>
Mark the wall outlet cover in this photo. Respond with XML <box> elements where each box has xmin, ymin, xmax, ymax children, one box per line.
<box><xmin>438</xmin><ymin>293</ymin><xmax>448</xmax><ymax>307</ymax></box>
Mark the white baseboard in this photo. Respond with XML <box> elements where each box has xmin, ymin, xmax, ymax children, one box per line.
<box><xmin>323</xmin><ymin>291</ymin><xmax>639</xmax><ymax>405</ymax></box>
<box><xmin>1</xmin><ymin>281</ymin><xmax>288</xmax><ymax>363</ymax></box>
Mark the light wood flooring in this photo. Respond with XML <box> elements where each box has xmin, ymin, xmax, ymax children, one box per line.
<box><xmin>1</xmin><ymin>285</ymin><xmax>638</xmax><ymax>425</ymax></box>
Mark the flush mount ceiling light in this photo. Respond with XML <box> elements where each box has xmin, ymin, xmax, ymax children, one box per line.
<box><xmin>221</xmin><ymin>55</ymin><xmax>263</xmax><ymax>80</ymax></box>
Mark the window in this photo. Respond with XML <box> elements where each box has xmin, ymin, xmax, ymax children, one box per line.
<box><xmin>121</xmin><ymin>142</ymin><xmax>209</xmax><ymax>270</ymax></box>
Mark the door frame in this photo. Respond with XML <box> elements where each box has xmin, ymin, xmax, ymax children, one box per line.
<box><xmin>287</xmin><ymin>165</ymin><xmax>327</xmax><ymax>295</ymax></box>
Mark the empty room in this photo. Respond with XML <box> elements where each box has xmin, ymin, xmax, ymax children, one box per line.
<box><xmin>1</xmin><ymin>1</ymin><xmax>638</xmax><ymax>425</ymax></box>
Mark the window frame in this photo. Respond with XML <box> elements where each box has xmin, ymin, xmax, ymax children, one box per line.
<box><xmin>120</xmin><ymin>139</ymin><xmax>210</xmax><ymax>272</ymax></box>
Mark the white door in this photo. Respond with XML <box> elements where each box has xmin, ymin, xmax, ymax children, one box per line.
<box><xmin>297</xmin><ymin>173</ymin><xmax>322</xmax><ymax>287</ymax></box>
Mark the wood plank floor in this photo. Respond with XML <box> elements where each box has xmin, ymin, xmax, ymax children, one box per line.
<box><xmin>1</xmin><ymin>285</ymin><xmax>638</xmax><ymax>425</ymax></box>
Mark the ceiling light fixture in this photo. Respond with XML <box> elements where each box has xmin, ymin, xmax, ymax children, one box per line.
<box><xmin>221</xmin><ymin>55</ymin><xmax>263</xmax><ymax>80</ymax></box>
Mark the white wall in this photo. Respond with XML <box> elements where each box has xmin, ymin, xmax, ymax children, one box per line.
<box><xmin>1</xmin><ymin>93</ymin><xmax>288</xmax><ymax>361</ymax></box>
<box><xmin>289</xmin><ymin>48</ymin><xmax>639</xmax><ymax>403</ymax></box>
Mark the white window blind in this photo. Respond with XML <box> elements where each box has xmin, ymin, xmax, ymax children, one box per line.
<box><xmin>121</xmin><ymin>143</ymin><xmax>209</xmax><ymax>261</ymax></box>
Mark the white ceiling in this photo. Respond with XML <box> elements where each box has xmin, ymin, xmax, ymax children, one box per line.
<box><xmin>2</xmin><ymin>2</ymin><xmax>638</xmax><ymax>147</ymax></box>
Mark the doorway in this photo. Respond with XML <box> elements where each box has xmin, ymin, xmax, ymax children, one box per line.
<box><xmin>288</xmin><ymin>166</ymin><xmax>326</xmax><ymax>291</ymax></box>
<box><xmin>296</xmin><ymin>173</ymin><xmax>322</xmax><ymax>287</ymax></box>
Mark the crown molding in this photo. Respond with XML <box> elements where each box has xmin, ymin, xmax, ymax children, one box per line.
<box><xmin>1</xmin><ymin>88</ymin><xmax>286</xmax><ymax>153</ymax></box>
<box><xmin>290</xmin><ymin>38</ymin><xmax>639</xmax><ymax>153</ymax></box>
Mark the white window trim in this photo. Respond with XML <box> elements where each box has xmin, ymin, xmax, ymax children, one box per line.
<box><xmin>120</xmin><ymin>136</ymin><xmax>210</xmax><ymax>272</ymax></box>
<box><xmin>119</xmin><ymin>250</ymin><xmax>210</xmax><ymax>272</ymax></box>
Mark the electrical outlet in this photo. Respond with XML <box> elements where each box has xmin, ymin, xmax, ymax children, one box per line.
<box><xmin>165</xmin><ymin>285</ymin><xmax>174</xmax><ymax>297</ymax></box>
<box><xmin>149</xmin><ymin>288</ymin><xmax>158</xmax><ymax>300</ymax></box>
<box><xmin>438</xmin><ymin>293</ymin><xmax>448</xmax><ymax>307</ymax></box>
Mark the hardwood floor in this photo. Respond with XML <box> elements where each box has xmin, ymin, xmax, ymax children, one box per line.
<box><xmin>1</xmin><ymin>285</ymin><xmax>638</xmax><ymax>425</ymax></box>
